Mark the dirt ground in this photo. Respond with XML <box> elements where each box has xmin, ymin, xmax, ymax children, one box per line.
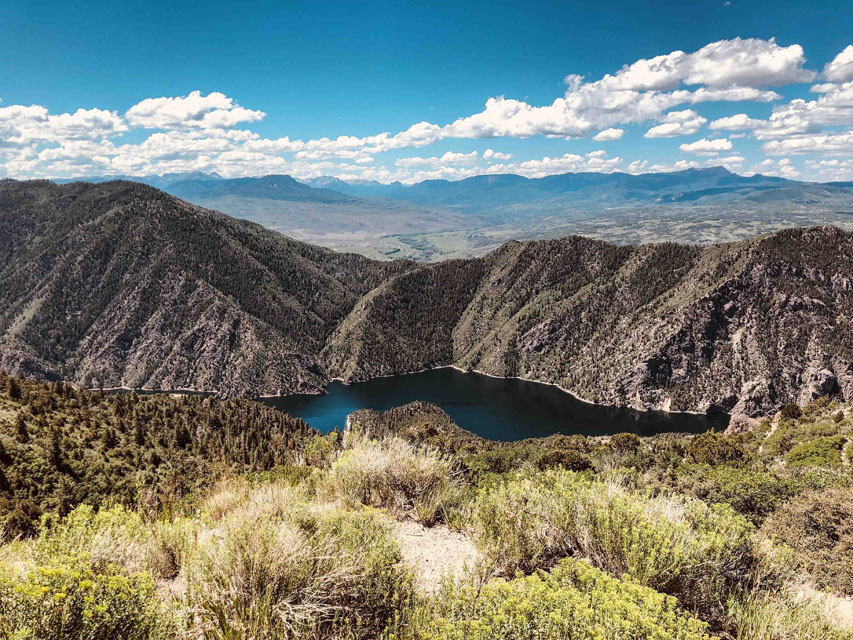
<box><xmin>394</xmin><ymin>520</ymin><xmax>481</xmax><ymax>592</ymax></box>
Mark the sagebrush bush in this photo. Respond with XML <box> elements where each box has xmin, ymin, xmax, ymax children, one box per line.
<box><xmin>184</xmin><ymin>506</ymin><xmax>414</xmax><ymax>639</ymax></box>
<box><xmin>318</xmin><ymin>434</ymin><xmax>461</xmax><ymax>525</ymax></box>
<box><xmin>404</xmin><ymin>557</ymin><xmax>714</xmax><ymax>640</ymax></box>
<box><xmin>664</xmin><ymin>464</ymin><xmax>796</xmax><ymax>524</ymax></box>
<box><xmin>785</xmin><ymin>435</ymin><xmax>846</xmax><ymax>467</ymax></box>
<box><xmin>0</xmin><ymin>506</ymin><xmax>176</xmax><ymax>640</ymax></box>
<box><xmin>728</xmin><ymin>588</ymin><xmax>853</xmax><ymax>640</ymax></box>
<box><xmin>762</xmin><ymin>487</ymin><xmax>853</xmax><ymax>594</ymax></box>
<box><xmin>686</xmin><ymin>431</ymin><xmax>748</xmax><ymax>465</ymax></box>
<box><xmin>472</xmin><ymin>470</ymin><xmax>759</xmax><ymax>626</ymax></box>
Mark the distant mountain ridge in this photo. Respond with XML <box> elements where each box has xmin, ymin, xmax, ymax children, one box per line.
<box><xmin>304</xmin><ymin>167</ymin><xmax>853</xmax><ymax>210</ymax></box>
<box><xmin>52</xmin><ymin>167</ymin><xmax>853</xmax><ymax>211</ymax></box>
<box><xmin>2</xmin><ymin>179</ymin><xmax>852</xmax><ymax>415</ymax></box>
<box><xmin>166</xmin><ymin>174</ymin><xmax>363</xmax><ymax>204</ymax></box>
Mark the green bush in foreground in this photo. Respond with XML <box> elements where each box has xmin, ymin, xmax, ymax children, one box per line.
<box><xmin>0</xmin><ymin>563</ymin><xmax>169</xmax><ymax>640</ymax></box>
<box><xmin>318</xmin><ymin>435</ymin><xmax>461</xmax><ymax>525</ymax></box>
<box><xmin>186</xmin><ymin>492</ymin><xmax>414</xmax><ymax>639</ymax></box>
<box><xmin>472</xmin><ymin>470</ymin><xmax>759</xmax><ymax>627</ymax></box>
<box><xmin>404</xmin><ymin>557</ymin><xmax>714</xmax><ymax>640</ymax></box>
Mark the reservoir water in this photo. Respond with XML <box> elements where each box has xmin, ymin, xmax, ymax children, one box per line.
<box><xmin>259</xmin><ymin>368</ymin><xmax>729</xmax><ymax>441</ymax></box>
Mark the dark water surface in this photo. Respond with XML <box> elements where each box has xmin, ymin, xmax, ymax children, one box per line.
<box><xmin>259</xmin><ymin>368</ymin><xmax>729</xmax><ymax>441</ymax></box>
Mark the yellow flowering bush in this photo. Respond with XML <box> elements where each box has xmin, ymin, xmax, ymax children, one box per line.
<box><xmin>405</xmin><ymin>557</ymin><xmax>715</xmax><ymax>640</ymax></box>
<box><xmin>0</xmin><ymin>563</ymin><xmax>168</xmax><ymax>640</ymax></box>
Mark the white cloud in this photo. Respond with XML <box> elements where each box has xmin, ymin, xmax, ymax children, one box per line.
<box><xmin>597</xmin><ymin>37</ymin><xmax>813</xmax><ymax>91</ymax></box>
<box><xmin>644</xmin><ymin>109</ymin><xmax>707</xmax><ymax>138</ymax></box>
<box><xmin>125</xmin><ymin>91</ymin><xmax>265</xmax><ymax>129</ymax></box>
<box><xmin>762</xmin><ymin>131</ymin><xmax>853</xmax><ymax>155</ymax></box>
<box><xmin>628</xmin><ymin>159</ymin><xmax>700</xmax><ymax>173</ymax></box>
<box><xmin>484</xmin><ymin>151</ymin><xmax>623</xmax><ymax>178</ymax></box>
<box><xmin>593</xmin><ymin>128</ymin><xmax>624</xmax><ymax>141</ymax></box>
<box><xmin>823</xmin><ymin>45</ymin><xmax>853</xmax><ymax>82</ymax></box>
<box><xmin>708</xmin><ymin>113</ymin><xmax>765</xmax><ymax>131</ymax></box>
<box><xmin>0</xmin><ymin>105</ymin><xmax>126</xmax><ymax>145</ymax></box>
<box><xmin>679</xmin><ymin>137</ymin><xmax>733</xmax><ymax>155</ymax></box>
<box><xmin>5</xmin><ymin>38</ymin><xmax>853</xmax><ymax>182</ymax></box>
<box><xmin>483</xmin><ymin>148</ymin><xmax>512</xmax><ymax>160</ymax></box>
<box><xmin>396</xmin><ymin>150</ymin><xmax>478</xmax><ymax>167</ymax></box>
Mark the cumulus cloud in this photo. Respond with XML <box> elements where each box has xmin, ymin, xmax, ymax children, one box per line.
<box><xmin>708</xmin><ymin>113</ymin><xmax>765</xmax><ymax>132</ymax></box>
<box><xmin>396</xmin><ymin>150</ymin><xmax>478</xmax><ymax>167</ymax></box>
<box><xmin>644</xmin><ymin>109</ymin><xmax>708</xmax><ymax>138</ymax></box>
<box><xmin>628</xmin><ymin>159</ymin><xmax>700</xmax><ymax>173</ymax></box>
<box><xmin>597</xmin><ymin>37</ymin><xmax>813</xmax><ymax>91</ymax></box>
<box><xmin>762</xmin><ymin>131</ymin><xmax>853</xmax><ymax>155</ymax></box>
<box><xmin>593</xmin><ymin>128</ymin><xmax>624</xmax><ymax>141</ymax></box>
<box><xmin>5</xmin><ymin>38</ymin><xmax>853</xmax><ymax>182</ymax></box>
<box><xmin>679</xmin><ymin>137</ymin><xmax>733</xmax><ymax>155</ymax></box>
<box><xmin>483</xmin><ymin>150</ymin><xmax>623</xmax><ymax>178</ymax></box>
<box><xmin>823</xmin><ymin>45</ymin><xmax>853</xmax><ymax>82</ymax></box>
<box><xmin>125</xmin><ymin>91</ymin><xmax>265</xmax><ymax>129</ymax></box>
<box><xmin>483</xmin><ymin>148</ymin><xmax>512</xmax><ymax>160</ymax></box>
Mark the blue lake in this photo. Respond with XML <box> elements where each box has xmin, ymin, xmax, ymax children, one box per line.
<box><xmin>259</xmin><ymin>368</ymin><xmax>729</xmax><ymax>441</ymax></box>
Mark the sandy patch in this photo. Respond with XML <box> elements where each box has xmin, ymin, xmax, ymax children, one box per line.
<box><xmin>394</xmin><ymin>520</ymin><xmax>480</xmax><ymax>593</ymax></box>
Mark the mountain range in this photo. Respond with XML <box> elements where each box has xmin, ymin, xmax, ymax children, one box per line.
<box><xmin>47</xmin><ymin>168</ymin><xmax>853</xmax><ymax>261</ymax></box>
<box><xmin>300</xmin><ymin>167</ymin><xmax>853</xmax><ymax>210</ymax></box>
<box><xmin>1</xmin><ymin>179</ymin><xmax>851</xmax><ymax>415</ymax></box>
<box><xmin>57</xmin><ymin>167</ymin><xmax>853</xmax><ymax>211</ymax></box>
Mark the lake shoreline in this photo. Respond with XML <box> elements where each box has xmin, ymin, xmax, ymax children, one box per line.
<box><xmin>93</xmin><ymin>362</ymin><xmax>723</xmax><ymax>419</ymax></box>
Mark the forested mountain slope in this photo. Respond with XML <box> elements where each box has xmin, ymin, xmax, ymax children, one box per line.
<box><xmin>1</xmin><ymin>180</ymin><xmax>852</xmax><ymax>414</ymax></box>
<box><xmin>0</xmin><ymin>180</ymin><xmax>408</xmax><ymax>397</ymax></box>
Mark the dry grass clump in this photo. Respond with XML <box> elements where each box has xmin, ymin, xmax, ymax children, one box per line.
<box><xmin>728</xmin><ymin>588</ymin><xmax>853</xmax><ymax>640</ymax></box>
<box><xmin>318</xmin><ymin>434</ymin><xmax>462</xmax><ymax>525</ymax></box>
<box><xmin>184</xmin><ymin>501</ymin><xmax>414</xmax><ymax>639</ymax></box>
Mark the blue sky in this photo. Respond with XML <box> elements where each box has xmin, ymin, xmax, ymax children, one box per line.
<box><xmin>1</xmin><ymin>0</ymin><xmax>852</xmax><ymax>182</ymax></box>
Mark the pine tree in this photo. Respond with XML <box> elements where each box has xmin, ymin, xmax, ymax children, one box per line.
<box><xmin>6</xmin><ymin>378</ymin><xmax>21</xmax><ymax>401</ymax></box>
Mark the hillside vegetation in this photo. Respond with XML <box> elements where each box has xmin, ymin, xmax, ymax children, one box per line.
<box><xmin>1</xmin><ymin>377</ymin><xmax>852</xmax><ymax>639</ymax></box>
<box><xmin>2</xmin><ymin>179</ymin><xmax>853</xmax><ymax>414</ymax></box>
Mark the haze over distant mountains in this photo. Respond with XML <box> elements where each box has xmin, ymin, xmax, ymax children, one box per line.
<box><xmin>49</xmin><ymin>168</ymin><xmax>853</xmax><ymax>260</ymax></box>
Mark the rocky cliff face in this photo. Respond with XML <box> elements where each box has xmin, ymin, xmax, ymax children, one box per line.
<box><xmin>324</xmin><ymin>228</ymin><xmax>853</xmax><ymax>416</ymax></box>
<box><xmin>2</xmin><ymin>180</ymin><xmax>852</xmax><ymax>415</ymax></box>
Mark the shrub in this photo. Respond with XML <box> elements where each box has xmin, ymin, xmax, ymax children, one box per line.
<box><xmin>0</xmin><ymin>563</ymin><xmax>170</xmax><ymax>640</ymax></box>
<box><xmin>609</xmin><ymin>432</ymin><xmax>642</xmax><ymax>455</ymax></box>
<box><xmin>686</xmin><ymin>431</ymin><xmax>747</xmax><ymax>465</ymax></box>
<box><xmin>534</xmin><ymin>448</ymin><xmax>593</xmax><ymax>472</ymax></box>
<box><xmin>185</xmin><ymin>506</ymin><xmax>414</xmax><ymax>639</ymax></box>
<box><xmin>472</xmin><ymin>470</ymin><xmax>758</xmax><ymax>626</ymax></box>
<box><xmin>728</xmin><ymin>588</ymin><xmax>853</xmax><ymax>640</ymax></box>
<box><xmin>785</xmin><ymin>435</ymin><xmax>845</xmax><ymax>467</ymax></box>
<box><xmin>669</xmin><ymin>464</ymin><xmax>796</xmax><ymax>524</ymax></box>
<box><xmin>318</xmin><ymin>435</ymin><xmax>460</xmax><ymax>525</ymax></box>
<box><xmin>405</xmin><ymin>557</ymin><xmax>713</xmax><ymax>640</ymax></box>
<box><xmin>761</xmin><ymin>488</ymin><xmax>853</xmax><ymax>594</ymax></box>
<box><xmin>780</xmin><ymin>404</ymin><xmax>802</xmax><ymax>420</ymax></box>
